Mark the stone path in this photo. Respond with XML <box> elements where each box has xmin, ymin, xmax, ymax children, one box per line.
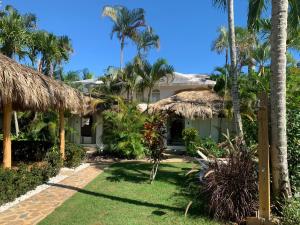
<box><xmin>0</xmin><ymin>163</ymin><xmax>110</xmax><ymax>225</ymax></box>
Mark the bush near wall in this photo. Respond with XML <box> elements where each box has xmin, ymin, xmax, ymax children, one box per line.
<box><xmin>64</xmin><ymin>143</ymin><xmax>86</xmax><ymax>168</ymax></box>
<box><xmin>0</xmin><ymin>147</ymin><xmax>62</xmax><ymax>206</ymax></box>
<box><xmin>0</xmin><ymin>141</ymin><xmax>53</xmax><ymax>162</ymax></box>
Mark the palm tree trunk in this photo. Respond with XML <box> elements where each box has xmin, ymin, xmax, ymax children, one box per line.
<box><xmin>270</xmin><ymin>0</ymin><xmax>291</xmax><ymax>199</ymax></box>
<box><xmin>227</xmin><ymin>0</ymin><xmax>243</xmax><ymax>137</ymax></box>
<box><xmin>120</xmin><ymin>37</ymin><xmax>125</xmax><ymax>69</ymax></box>
<box><xmin>13</xmin><ymin>112</ymin><xmax>19</xmax><ymax>137</ymax></box>
<box><xmin>3</xmin><ymin>101</ymin><xmax>12</xmax><ymax>168</ymax></box>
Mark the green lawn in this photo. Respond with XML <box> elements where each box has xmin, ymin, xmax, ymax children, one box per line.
<box><xmin>39</xmin><ymin>162</ymin><xmax>219</xmax><ymax>225</ymax></box>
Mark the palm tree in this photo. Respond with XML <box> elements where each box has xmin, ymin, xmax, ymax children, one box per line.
<box><xmin>0</xmin><ymin>5</ymin><xmax>37</xmax><ymax>137</ymax></box>
<box><xmin>0</xmin><ymin>5</ymin><xmax>36</xmax><ymax>58</ymax></box>
<box><xmin>102</xmin><ymin>5</ymin><xmax>146</xmax><ymax>69</ymax></box>
<box><xmin>135</xmin><ymin>28</ymin><xmax>160</xmax><ymax>57</ymax></box>
<box><xmin>122</xmin><ymin>60</ymin><xmax>141</xmax><ymax>101</ymax></box>
<box><xmin>212</xmin><ymin>0</ymin><xmax>243</xmax><ymax>137</ymax></box>
<box><xmin>139</xmin><ymin>58</ymin><xmax>174</xmax><ymax>106</ymax></box>
<box><xmin>28</xmin><ymin>31</ymin><xmax>73</xmax><ymax>78</ymax></box>
<box><xmin>212</xmin><ymin>26</ymin><xmax>229</xmax><ymax>66</ymax></box>
<box><xmin>269</xmin><ymin>0</ymin><xmax>292</xmax><ymax>199</ymax></box>
<box><xmin>248</xmin><ymin>0</ymin><xmax>294</xmax><ymax>199</ymax></box>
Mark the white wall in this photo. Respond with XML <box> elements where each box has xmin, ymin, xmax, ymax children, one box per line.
<box><xmin>67</xmin><ymin>115</ymin><xmax>81</xmax><ymax>144</ymax></box>
<box><xmin>185</xmin><ymin>117</ymin><xmax>232</xmax><ymax>141</ymax></box>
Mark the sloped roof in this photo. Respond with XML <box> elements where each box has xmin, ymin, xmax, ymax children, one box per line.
<box><xmin>0</xmin><ymin>53</ymin><xmax>88</xmax><ymax>114</ymax></box>
<box><xmin>149</xmin><ymin>89</ymin><xmax>224</xmax><ymax>119</ymax></box>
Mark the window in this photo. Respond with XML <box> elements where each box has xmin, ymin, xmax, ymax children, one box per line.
<box><xmin>151</xmin><ymin>89</ymin><xmax>160</xmax><ymax>102</ymax></box>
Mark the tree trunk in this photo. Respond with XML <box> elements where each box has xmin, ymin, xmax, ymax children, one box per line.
<box><xmin>147</xmin><ymin>87</ymin><xmax>152</xmax><ymax>107</ymax></box>
<box><xmin>227</xmin><ymin>0</ymin><xmax>243</xmax><ymax>137</ymax></box>
<box><xmin>59</xmin><ymin>109</ymin><xmax>65</xmax><ymax>160</ymax></box>
<box><xmin>3</xmin><ymin>101</ymin><xmax>12</xmax><ymax>168</ymax></box>
<box><xmin>270</xmin><ymin>0</ymin><xmax>291</xmax><ymax>199</ymax></box>
<box><xmin>120</xmin><ymin>38</ymin><xmax>125</xmax><ymax>70</ymax></box>
<box><xmin>13</xmin><ymin>111</ymin><xmax>19</xmax><ymax>137</ymax></box>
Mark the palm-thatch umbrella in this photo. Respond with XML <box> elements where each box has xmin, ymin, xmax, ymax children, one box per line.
<box><xmin>148</xmin><ymin>89</ymin><xmax>224</xmax><ymax>119</ymax></box>
<box><xmin>0</xmin><ymin>53</ymin><xmax>89</xmax><ymax>168</ymax></box>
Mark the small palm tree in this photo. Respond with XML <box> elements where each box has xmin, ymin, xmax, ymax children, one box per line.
<box><xmin>28</xmin><ymin>31</ymin><xmax>73</xmax><ymax>77</ymax></box>
<box><xmin>102</xmin><ymin>5</ymin><xmax>146</xmax><ymax>68</ymax></box>
<box><xmin>139</xmin><ymin>58</ymin><xmax>174</xmax><ymax>106</ymax></box>
<box><xmin>135</xmin><ymin>28</ymin><xmax>160</xmax><ymax>57</ymax></box>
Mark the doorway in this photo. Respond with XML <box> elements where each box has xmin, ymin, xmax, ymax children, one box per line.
<box><xmin>167</xmin><ymin>115</ymin><xmax>185</xmax><ymax>146</ymax></box>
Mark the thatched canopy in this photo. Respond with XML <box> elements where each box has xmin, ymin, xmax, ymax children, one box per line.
<box><xmin>149</xmin><ymin>89</ymin><xmax>224</xmax><ymax>119</ymax></box>
<box><xmin>0</xmin><ymin>54</ymin><xmax>87</xmax><ymax>114</ymax></box>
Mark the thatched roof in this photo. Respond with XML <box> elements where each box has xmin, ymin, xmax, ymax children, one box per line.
<box><xmin>149</xmin><ymin>90</ymin><xmax>224</xmax><ymax>119</ymax></box>
<box><xmin>0</xmin><ymin>54</ymin><xmax>88</xmax><ymax>114</ymax></box>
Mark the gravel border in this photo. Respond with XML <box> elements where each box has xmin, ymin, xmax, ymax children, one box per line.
<box><xmin>0</xmin><ymin>163</ymin><xmax>90</xmax><ymax>213</ymax></box>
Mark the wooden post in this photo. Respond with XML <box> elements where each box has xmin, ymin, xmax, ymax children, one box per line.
<box><xmin>247</xmin><ymin>92</ymin><xmax>276</xmax><ymax>225</ymax></box>
<box><xmin>257</xmin><ymin>92</ymin><xmax>271</xmax><ymax>220</ymax></box>
<box><xmin>59</xmin><ymin>109</ymin><xmax>65</xmax><ymax>160</ymax></box>
<box><xmin>3</xmin><ymin>101</ymin><xmax>12</xmax><ymax>168</ymax></box>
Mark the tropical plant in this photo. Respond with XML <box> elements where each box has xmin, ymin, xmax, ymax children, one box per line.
<box><xmin>143</xmin><ymin>113</ymin><xmax>167</xmax><ymax>183</ymax></box>
<box><xmin>102</xmin><ymin>5</ymin><xmax>147</xmax><ymax>68</ymax></box>
<box><xmin>135</xmin><ymin>28</ymin><xmax>160</xmax><ymax>57</ymax></box>
<box><xmin>287</xmin><ymin>109</ymin><xmax>300</xmax><ymax>193</ymax></box>
<box><xmin>102</xmin><ymin>98</ymin><xmax>146</xmax><ymax>159</ymax></box>
<box><xmin>28</xmin><ymin>31</ymin><xmax>73</xmax><ymax>77</ymax></box>
<box><xmin>0</xmin><ymin>5</ymin><xmax>36</xmax><ymax>58</ymax></box>
<box><xmin>281</xmin><ymin>197</ymin><xmax>300</xmax><ymax>225</ymax></box>
<box><xmin>182</xmin><ymin>128</ymin><xmax>199</xmax><ymax>156</ymax></box>
<box><xmin>138</xmin><ymin>58</ymin><xmax>174</xmax><ymax>105</ymax></box>
<box><xmin>185</xmin><ymin>137</ymin><xmax>257</xmax><ymax>223</ymax></box>
<box><xmin>203</xmin><ymin>148</ymin><xmax>258</xmax><ymax>223</ymax></box>
<box><xmin>212</xmin><ymin>0</ymin><xmax>244</xmax><ymax>137</ymax></box>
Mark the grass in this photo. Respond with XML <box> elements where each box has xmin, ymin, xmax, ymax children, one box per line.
<box><xmin>39</xmin><ymin>162</ymin><xmax>219</xmax><ymax>225</ymax></box>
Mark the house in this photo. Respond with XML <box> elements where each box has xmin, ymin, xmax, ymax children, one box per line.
<box><xmin>67</xmin><ymin>72</ymin><xmax>231</xmax><ymax>147</ymax></box>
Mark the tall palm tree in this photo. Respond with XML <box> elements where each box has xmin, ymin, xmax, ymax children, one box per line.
<box><xmin>248</xmin><ymin>0</ymin><xmax>294</xmax><ymax>199</ymax></box>
<box><xmin>0</xmin><ymin>5</ymin><xmax>37</xmax><ymax>137</ymax></box>
<box><xmin>102</xmin><ymin>5</ymin><xmax>146</xmax><ymax>69</ymax></box>
<box><xmin>270</xmin><ymin>0</ymin><xmax>292</xmax><ymax>199</ymax></box>
<box><xmin>139</xmin><ymin>58</ymin><xmax>174</xmax><ymax>106</ymax></box>
<box><xmin>212</xmin><ymin>0</ymin><xmax>243</xmax><ymax>137</ymax></box>
<box><xmin>212</xmin><ymin>26</ymin><xmax>229</xmax><ymax>66</ymax></box>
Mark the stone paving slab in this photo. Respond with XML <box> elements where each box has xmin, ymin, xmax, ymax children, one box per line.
<box><xmin>0</xmin><ymin>163</ymin><xmax>110</xmax><ymax>225</ymax></box>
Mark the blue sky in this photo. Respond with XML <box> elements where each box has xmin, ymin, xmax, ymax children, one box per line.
<box><xmin>4</xmin><ymin>0</ymin><xmax>250</xmax><ymax>77</ymax></box>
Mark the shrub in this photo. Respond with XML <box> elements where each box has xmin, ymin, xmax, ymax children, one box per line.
<box><xmin>185</xmin><ymin>138</ymin><xmax>258</xmax><ymax>224</ymax></box>
<box><xmin>44</xmin><ymin>146</ymin><xmax>62</xmax><ymax>178</ymax></box>
<box><xmin>102</xmin><ymin>99</ymin><xmax>146</xmax><ymax>159</ymax></box>
<box><xmin>287</xmin><ymin>109</ymin><xmax>300</xmax><ymax>192</ymax></box>
<box><xmin>281</xmin><ymin>198</ymin><xmax>300</xmax><ymax>225</ymax></box>
<box><xmin>64</xmin><ymin>143</ymin><xmax>86</xmax><ymax>168</ymax></box>
<box><xmin>198</xmin><ymin>138</ymin><xmax>224</xmax><ymax>158</ymax></box>
<box><xmin>182</xmin><ymin>128</ymin><xmax>199</xmax><ymax>156</ymax></box>
<box><xmin>0</xmin><ymin>149</ymin><xmax>62</xmax><ymax>205</ymax></box>
<box><xmin>203</xmin><ymin>140</ymin><xmax>258</xmax><ymax>224</ymax></box>
<box><xmin>143</xmin><ymin>113</ymin><xmax>167</xmax><ymax>182</ymax></box>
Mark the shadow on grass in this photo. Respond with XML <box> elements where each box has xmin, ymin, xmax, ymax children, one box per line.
<box><xmin>104</xmin><ymin>162</ymin><xmax>189</xmax><ymax>186</ymax></box>
<box><xmin>48</xmin><ymin>183</ymin><xmax>183</xmax><ymax>212</ymax></box>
